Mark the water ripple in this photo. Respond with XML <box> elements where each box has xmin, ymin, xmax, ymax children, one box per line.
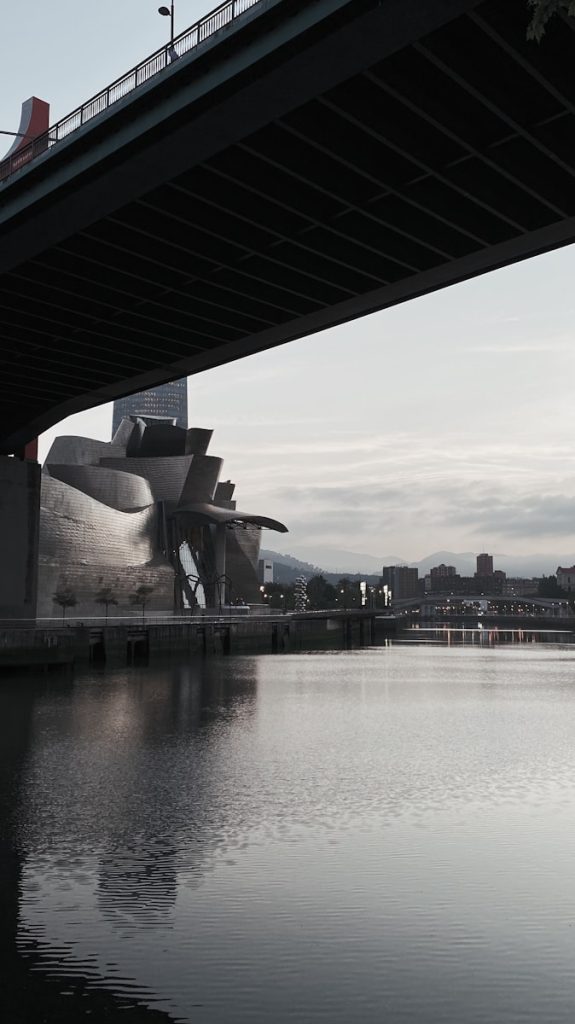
<box><xmin>3</xmin><ymin>645</ymin><xmax>575</xmax><ymax>1021</ymax></box>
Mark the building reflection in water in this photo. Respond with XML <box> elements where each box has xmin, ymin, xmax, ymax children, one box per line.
<box><xmin>98</xmin><ymin>837</ymin><xmax>179</xmax><ymax>935</ymax></box>
<box><xmin>403</xmin><ymin>624</ymin><xmax>573</xmax><ymax>646</ymax></box>
<box><xmin>0</xmin><ymin>658</ymin><xmax>259</xmax><ymax>1021</ymax></box>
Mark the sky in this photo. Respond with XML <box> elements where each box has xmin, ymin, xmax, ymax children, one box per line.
<box><xmin>3</xmin><ymin>2</ymin><xmax>575</xmax><ymax>568</ymax></box>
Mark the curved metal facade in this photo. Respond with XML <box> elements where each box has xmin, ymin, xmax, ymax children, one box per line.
<box><xmin>99</xmin><ymin>455</ymin><xmax>196</xmax><ymax>505</ymax></box>
<box><xmin>37</xmin><ymin>475</ymin><xmax>174</xmax><ymax>618</ymax></box>
<box><xmin>47</xmin><ymin>464</ymin><xmax>154</xmax><ymax>512</ymax></box>
<box><xmin>38</xmin><ymin>416</ymin><xmax>287</xmax><ymax>617</ymax></box>
<box><xmin>46</xmin><ymin>436</ymin><xmax>126</xmax><ymax>466</ymax></box>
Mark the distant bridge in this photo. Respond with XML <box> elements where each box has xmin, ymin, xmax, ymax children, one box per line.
<box><xmin>2</xmin><ymin>0</ymin><xmax>575</xmax><ymax>451</ymax></box>
<box><xmin>394</xmin><ymin>594</ymin><xmax>572</xmax><ymax>618</ymax></box>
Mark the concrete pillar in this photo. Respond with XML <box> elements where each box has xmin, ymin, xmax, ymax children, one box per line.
<box><xmin>0</xmin><ymin>458</ymin><xmax>41</xmax><ymax>621</ymax></box>
<box><xmin>344</xmin><ymin>617</ymin><xmax>352</xmax><ymax>649</ymax></box>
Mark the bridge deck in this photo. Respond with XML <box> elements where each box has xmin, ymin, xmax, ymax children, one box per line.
<box><xmin>1</xmin><ymin>0</ymin><xmax>575</xmax><ymax>451</ymax></box>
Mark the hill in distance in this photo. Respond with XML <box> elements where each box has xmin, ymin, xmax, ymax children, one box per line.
<box><xmin>262</xmin><ymin>546</ymin><xmax>404</xmax><ymax>575</ymax></box>
<box><xmin>259</xmin><ymin>549</ymin><xmax>383</xmax><ymax>585</ymax></box>
<box><xmin>262</xmin><ymin>547</ymin><xmax>572</xmax><ymax>580</ymax></box>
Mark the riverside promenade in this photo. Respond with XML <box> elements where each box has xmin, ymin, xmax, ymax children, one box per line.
<box><xmin>0</xmin><ymin>610</ymin><xmax>396</xmax><ymax>670</ymax></box>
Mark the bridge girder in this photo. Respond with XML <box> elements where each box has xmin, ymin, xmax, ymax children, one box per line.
<box><xmin>1</xmin><ymin>0</ymin><xmax>575</xmax><ymax>451</ymax></box>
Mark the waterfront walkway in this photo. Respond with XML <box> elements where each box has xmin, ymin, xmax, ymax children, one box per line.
<box><xmin>0</xmin><ymin>609</ymin><xmax>392</xmax><ymax>669</ymax></box>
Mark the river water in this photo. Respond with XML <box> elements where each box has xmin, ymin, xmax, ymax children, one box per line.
<box><xmin>3</xmin><ymin>638</ymin><xmax>575</xmax><ymax>1022</ymax></box>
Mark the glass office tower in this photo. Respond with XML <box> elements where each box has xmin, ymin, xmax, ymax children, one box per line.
<box><xmin>112</xmin><ymin>380</ymin><xmax>188</xmax><ymax>436</ymax></box>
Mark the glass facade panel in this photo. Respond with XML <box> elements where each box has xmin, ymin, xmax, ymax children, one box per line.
<box><xmin>112</xmin><ymin>380</ymin><xmax>188</xmax><ymax>436</ymax></box>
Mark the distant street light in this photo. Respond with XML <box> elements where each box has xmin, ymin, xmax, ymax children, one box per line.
<box><xmin>158</xmin><ymin>3</ymin><xmax>175</xmax><ymax>43</ymax></box>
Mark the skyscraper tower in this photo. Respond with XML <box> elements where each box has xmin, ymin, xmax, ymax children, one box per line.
<box><xmin>112</xmin><ymin>380</ymin><xmax>188</xmax><ymax>437</ymax></box>
<box><xmin>476</xmin><ymin>552</ymin><xmax>494</xmax><ymax>576</ymax></box>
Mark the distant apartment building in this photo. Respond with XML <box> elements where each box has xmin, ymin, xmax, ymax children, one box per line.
<box><xmin>427</xmin><ymin>573</ymin><xmax>505</xmax><ymax>596</ymax></box>
<box><xmin>430</xmin><ymin>563</ymin><xmax>457</xmax><ymax>577</ymax></box>
<box><xmin>476</xmin><ymin>552</ymin><xmax>494</xmax><ymax>576</ymax></box>
<box><xmin>426</xmin><ymin>564</ymin><xmax>458</xmax><ymax>593</ymax></box>
<box><xmin>381</xmin><ymin>565</ymin><xmax>419</xmax><ymax>601</ymax></box>
<box><xmin>557</xmin><ymin>566</ymin><xmax>575</xmax><ymax>592</ymax></box>
<box><xmin>502</xmin><ymin>578</ymin><xmax>540</xmax><ymax>597</ymax></box>
<box><xmin>427</xmin><ymin>572</ymin><xmax>461</xmax><ymax>594</ymax></box>
<box><xmin>258</xmin><ymin>559</ymin><xmax>274</xmax><ymax>584</ymax></box>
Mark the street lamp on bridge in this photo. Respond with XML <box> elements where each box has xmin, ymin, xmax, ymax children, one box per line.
<box><xmin>158</xmin><ymin>3</ymin><xmax>175</xmax><ymax>44</ymax></box>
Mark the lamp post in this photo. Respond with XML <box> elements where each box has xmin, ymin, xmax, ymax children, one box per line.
<box><xmin>158</xmin><ymin>3</ymin><xmax>175</xmax><ymax>43</ymax></box>
<box><xmin>215</xmin><ymin>573</ymin><xmax>232</xmax><ymax>616</ymax></box>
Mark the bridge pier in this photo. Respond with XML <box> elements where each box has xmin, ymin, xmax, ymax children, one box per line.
<box><xmin>0</xmin><ymin>457</ymin><xmax>41</xmax><ymax>622</ymax></box>
<box><xmin>344</xmin><ymin>617</ymin><xmax>353</xmax><ymax>649</ymax></box>
<box><xmin>221</xmin><ymin>625</ymin><xmax>232</xmax><ymax>655</ymax></box>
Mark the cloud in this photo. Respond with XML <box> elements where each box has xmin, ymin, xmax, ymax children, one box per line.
<box><xmin>273</xmin><ymin>484</ymin><xmax>404</xmax><ymax>507</ymax></box>
<box><xmin>191</xmin><ymin>362</ymin><xmax>292</xmax><ymax>392</ymax></box>
<box><xmin>466</xmin><ymin>329</ymin><xmax>575</xmax><ymax>356</ymax></box>
<box><xmin>444</xmin><ymin>492</ymin><xmax>575</xmax><ymax>539</ymax></box>
<box><xmin>254</xmin><ymin>459</ymin><xmax>575</xmax><ymax>552</ymax></box>
<box><xmin>467</xmin><ymin>343</ymin><xmax>573</xmax><ymax>355</ymax></box>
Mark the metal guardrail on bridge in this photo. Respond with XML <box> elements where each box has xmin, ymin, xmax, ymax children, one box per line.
<box><xmin>0</xmin><ymin>0</ymin><xmax>262</xmax><ymax>185</ymax></box>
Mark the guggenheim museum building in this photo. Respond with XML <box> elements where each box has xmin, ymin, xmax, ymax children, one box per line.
<box><xmin>38</xmin><ymin>386</ymin><xmax>287</xmax><ymax>617</ymax></box>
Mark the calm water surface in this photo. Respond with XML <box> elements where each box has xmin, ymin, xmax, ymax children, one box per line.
<box><xmin>3</xmin><ymin>642</ymin><xmax>575</xmax><ymax>1021</ymax></box>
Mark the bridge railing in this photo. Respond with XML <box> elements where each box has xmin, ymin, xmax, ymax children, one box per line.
<box><xmin>0</xmin><ymin>0</ymin><xmax>263</xmax><ymax>185</ymax></box>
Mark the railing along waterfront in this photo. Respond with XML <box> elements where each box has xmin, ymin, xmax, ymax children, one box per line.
<box><xmin>0</xmin><ymin>0</ymin><xmax>263</xmax><ymax>185</ymax></box>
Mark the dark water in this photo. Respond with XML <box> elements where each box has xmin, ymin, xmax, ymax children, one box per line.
<box><xmin>3</xmin><ymin>643</ymin><xmax>575</xmax><ymax>1022</ymax></box>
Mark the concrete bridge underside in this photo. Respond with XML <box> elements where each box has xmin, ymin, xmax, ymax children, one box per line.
<box><xmin>1</xmin><ymin>0</ymin><xmax>575</xmax><ymax>451</ymax></box>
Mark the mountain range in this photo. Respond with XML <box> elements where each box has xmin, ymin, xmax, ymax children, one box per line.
<box><xmin>261</xmin><ymin>547</ymin><xmax>571</xmax><ymax>580</ymax></box>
